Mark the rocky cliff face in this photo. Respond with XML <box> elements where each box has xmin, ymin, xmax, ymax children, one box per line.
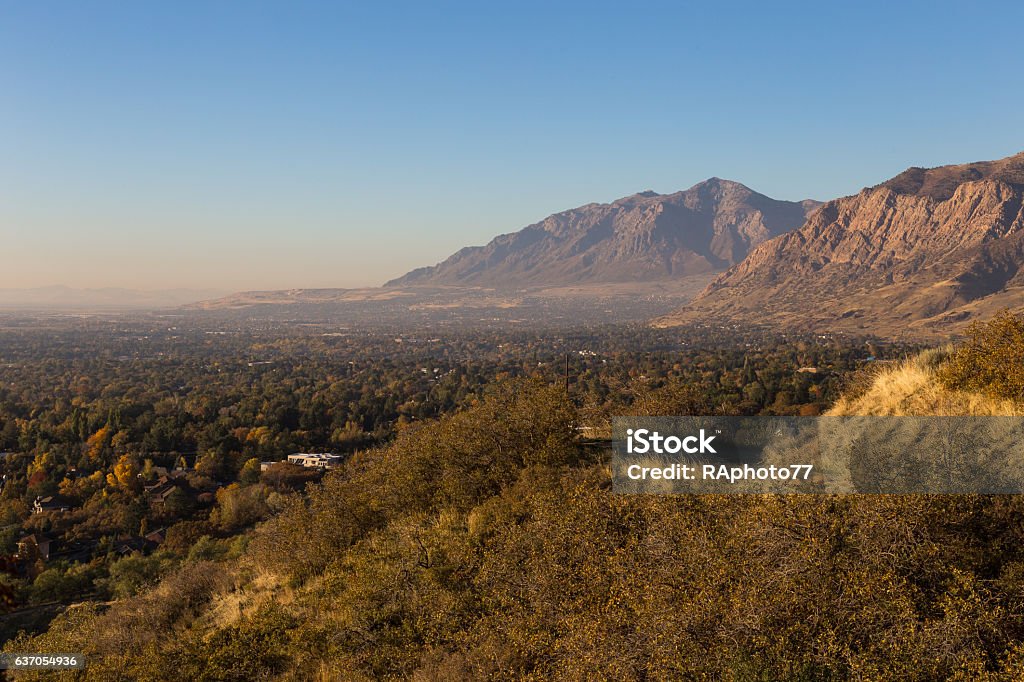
<box><xmin>387</xmin><ymin>179</ymin><xmax>819</xmax><ymax>287</ymax></box>
<box><xmin>657</xmin><ymin>152</ymin><xmax>1024</xmax><ymax>336</ymax></box>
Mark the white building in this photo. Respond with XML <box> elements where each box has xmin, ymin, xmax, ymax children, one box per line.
<box><xmin>286</xmin><ymin>453</ymin><xmax>343</xmax><ymax>469</ymax></box>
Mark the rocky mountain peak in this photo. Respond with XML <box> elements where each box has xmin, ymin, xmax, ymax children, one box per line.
<box><xmin>387</xmin><ymin>180</ymin><xmax>818</xmax><ymax>288</ymax></box>
<box><xmin>657</xmin><ymin>150</ymin><xmax>1024</xmax><ymax>336</ymax></box>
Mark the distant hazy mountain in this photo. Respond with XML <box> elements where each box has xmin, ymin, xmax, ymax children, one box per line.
<box><xmin>387</xmin><ymin>179</ymin><xmax>820</xmax><ymax>287</ymax></box>
<box><xmin>0</xmin><ymin>286</ymin><xmax>227</xmax><ymax>310</ymax></box>
<box><xmin>657</xmin><ymin>151</ymin><xmax>1024</xmax><ymax>336</ymax></box>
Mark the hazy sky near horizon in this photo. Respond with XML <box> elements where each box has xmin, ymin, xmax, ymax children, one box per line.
<box><xmin>3</xmin><ymin>1</ymin><xmax>1023</xmax><ymax>291</ymax></box>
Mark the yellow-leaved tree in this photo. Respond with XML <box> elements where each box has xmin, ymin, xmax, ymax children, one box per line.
<box><xmin>106</xmin><ymin>455</ymin><xmax>140</xmax><ymax>491</ymax></box>
<box><xmin>85</xmin><ymin>424</ymin><xmax>113</xmax><ymax>463</ymax></box>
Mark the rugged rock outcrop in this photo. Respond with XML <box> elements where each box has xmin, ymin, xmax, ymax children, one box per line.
<box><xmin>657</xmin><ymin>152</ymin><xmax>1024</xmax><ymax>336</ymax></box>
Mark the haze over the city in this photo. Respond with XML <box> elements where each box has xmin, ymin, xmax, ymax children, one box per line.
<box><xmin>3</xmin><ymin>0</ymin><xmax>1023</xmax><ymax>291</ymax></box>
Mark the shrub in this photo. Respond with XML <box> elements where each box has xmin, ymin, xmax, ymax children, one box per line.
<box><xmin>30</xmin><ymin>564</ymin><xmax>93</xmax><ymax>603</ymax></box>
<box><xmin>937</xmin><ymin>311</ymin><xmax>1024</xmax><ymax>401</ymax></box>
<box><xmin>248</xmin><ymin>378</ymin><xmax>578</xmax><ymax>580</ymax></box>
<box><xmin>210</xmin><ymin>483</ymin><xmax>272</xmax><ymax>531</ymax></box>
<box><xmin>105</xmin><ymin>551</ymin><xmax>175</xmax><ymax>598</ymax></box>
<box><xmin>162</xmin><ymin>519</ymin><xmax>216</xmax><ymax>555</ymax></box>
<box><xmin>194</xmin><ymin>603</ymin><xmax>295</xmax><ymax>681</ymax></box>
<box><xmin>186</xmin><ymin>535</ymin><xmax>233</xmax><ymax>563</ymax></box>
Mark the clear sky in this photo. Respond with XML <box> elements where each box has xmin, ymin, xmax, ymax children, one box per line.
<box><xmin>3</xmin><ymin>1</ymin><xmax>1023</xmax><ymax>291</ymax></box>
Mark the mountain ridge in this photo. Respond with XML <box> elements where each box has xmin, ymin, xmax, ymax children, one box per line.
<box><xmin>387</xmin><ymin>179</ymin><xmax>820</xmax><ymax>288</ymax></box>
<box><xmin>656</xmin><ymin>151</ymin><xmax>1024</xmax><ymax>336</ymax></box>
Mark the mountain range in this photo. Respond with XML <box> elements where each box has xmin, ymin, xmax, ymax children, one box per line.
<box><xmin>656</xmin><ymin>151</ymin><xmax>1024</xmax><ymax>335</ymax></box>
<box><xmin>192</xmin><ymin>149</ymin><xmax>1024</xmax><ymax>338</ymax></box>
<box><xmin>387</xmin><ymin>179</ymin><xmax>820</xmax><ymax>287</ymax></box>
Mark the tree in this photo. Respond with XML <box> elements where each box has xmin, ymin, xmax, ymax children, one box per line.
<box><xmin>212</xmin><ymin>484</ymin><xmax>271</xmax><ymax>531</ymax></box>
<box><xmin>85</xmin><ymin>425</ymin><xmax>113</xmax><ymax>463</ymax></box>
<box><xmin>195</xmin><ymin>450</ymin><xmax>228</xmax><ymax>481</ymax></box>
<box><xmin>106</xmin><ymin>455</ymin><xmax>140</xmax><ymax>492</ymax></box>
<box><xmin>238</xmin><ymin>458</ymin><xmax>261</xmax><ymax>485</ymax></box>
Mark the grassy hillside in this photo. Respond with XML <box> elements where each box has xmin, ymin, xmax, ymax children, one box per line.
<box><xmin>8</xmin><ymin>317</ymin><xmax>1024</xmax><ymax>680</ymax></box>
<box><xmin>831</xmin><ymin>312</ymin><xmax>1024</xmax><ymax>418</ymax></box>
<box><xmin>829</xmin><ymin>349</ymin><xmax>1022</xmax><ymax>417</ymax></box>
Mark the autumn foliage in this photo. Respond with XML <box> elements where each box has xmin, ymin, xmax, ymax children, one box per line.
<box><xmin>9</xmin><ymin>368</ymin><xmax>1024</xmax><ymax>680</ymax></box>
<box><xmin>938</xmin><ymin>310</ymin><xmax>1024</xmax><ymax>401</ymax></box>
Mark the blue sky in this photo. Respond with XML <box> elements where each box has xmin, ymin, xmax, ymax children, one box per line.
<box><xmin>2</xmin><ymin>1</ymin><xmax>1022</xmax><ymax>290</ymax></box>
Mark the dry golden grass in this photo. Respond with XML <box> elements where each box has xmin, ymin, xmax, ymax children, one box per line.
<box><xmin>203</xmin><ymin>569</ymin><xmax>294</xmax><ymax>630</ymax></box>
<box><xmin>828</xmin><ymin>348</ymin><xmax>1023</xmax><ymax>417</ymax></box>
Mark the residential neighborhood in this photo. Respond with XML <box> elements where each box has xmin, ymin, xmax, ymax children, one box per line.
<box><xmin>0</xmin><ymin>448</ymin><xmax>346</xmax><ymax>604</ymax></box>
